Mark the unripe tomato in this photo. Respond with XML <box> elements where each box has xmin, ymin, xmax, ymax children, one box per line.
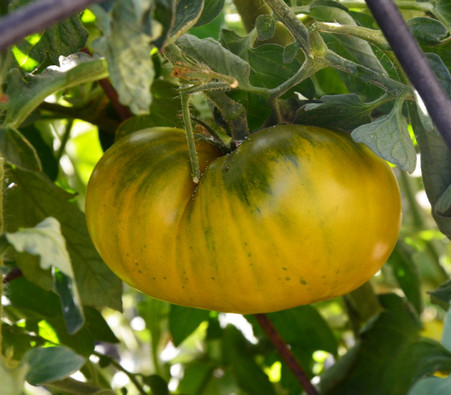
<box><xmin>85</xmin><ymin>125</ymin><xmax>401</xmax><ymax>313</ymax></box>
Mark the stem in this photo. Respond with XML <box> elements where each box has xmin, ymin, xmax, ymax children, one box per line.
<box><xmin>93</xmin><ymin>351</ymin><xmax>147</xmax><ymax>395</ymax></box>
<box><xmin>56</xmin><ymin>119</ymin><xmax>74</xmax><ymax>163</ymax></box>
<box><xmin>315</xmin><ymin>22</ymin><xmax>389</xmax><ymax>49</ymax></box>
<box><xmin>324</xmin><ymin>50</ymin><xmax>411</xmax><ymax>97</ymax></box>
<box><xmin>180</xmin><ymin>90</ymin><xmax>201</xmax><ymax>184</ymax></box>
<box><xmin>263</xmin><ymin>0</ymin><xmax>311</xmax><ymax>55</ymax></box>
<box><xmin>0</xmin><ymin>0</ymin><xmax>102</xmax><ymax>51</ymax></box>
<box><xmin>365</xmin><ymin>0</ymin><xmax>451</xmax><ymax>151</ymax></box>
<box><xmin>254</xmin><ymin>314</ymin><xmax>319</xmax><ymax>395</ymax></box>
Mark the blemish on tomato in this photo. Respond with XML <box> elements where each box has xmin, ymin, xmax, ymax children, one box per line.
<box><xmin>300</xmin><ymin>278</ymin><xmax>307</xmax><ymax>285</ymax></box>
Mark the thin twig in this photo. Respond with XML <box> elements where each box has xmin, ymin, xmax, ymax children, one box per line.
<box><xmin>0</xmin><ymin>0</ymin><xmax>102</xmax><ymax>52</ymax></box>
<box><xmin>254</xmin><ymin>313</ymin><xmax>319</xmax><ymax>395</ymax></box>
<box><xmin>365</xmin><ymin>0</ymin><xmax>451</xmax><ymax>151</ymax></box>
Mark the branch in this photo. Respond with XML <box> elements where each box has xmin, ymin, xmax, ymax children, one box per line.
<box><xmin>254</xmin><ymin>314</ymin><xmax>319</xmax><ymax>395</ymax></box>
<box><xmin>0</xmin><ymin>0</ymin><xmax>102</xmax><ymax>52</ymax></box>
<box><xmin>365</xmin><ymin>0</ymin><xmax>451</xmax><ymax>151</ymax></box>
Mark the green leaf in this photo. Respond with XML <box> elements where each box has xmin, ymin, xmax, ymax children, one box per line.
<box><xmin>409</xmin><ymin>101</ymin><xmax>451</xmax><ymax>239</ymax></box>
<box><xmin>170</xmin><ymin>0</ymin><xmax>205</xmax><ymax>41</ymax></box>
<box><xmin>142</xmin><ymin>374</ymin><xmax>169</xmax><ymax>395</ymax></box>
<box><xmin>409</xmin><ymin>376</ymin><xmax>451</xmax><ymax>395</ymax></box>
<box><xmin>177</xmin><ymin>34</ymin><xmax>251</xmax><ymax>88</ymax></box>
<box><xmin>441</xmin><ymin>304</ymin><xmax>451</xmax><ymax>352</ymax></box>
<box><xmin>23</xmin><ymin>16</ymin><xmax>88</xmax><ymax>66</ymax></box>
<box><xmin>435</xmin><ymin>0</ymin><xmax>451</xmax><ymax>29</ymax></box>
<box><xmin>194</xmin><ymin>0</ymin><xmax>224</xmax><ymax>27</ymax></box>
<box><xmin>388</xmin><ymin>243</ymin><xmax>422</xmax><ymax>314</ymax></box>
<box><xmin>223</xmin><ymin>325</ymin><xmax>276</xmax><ymax>395</ymax></box>
<box><xmin>256</xmin><ymin>15</ymin><xmax>276</xmax><ymax>41</ymax></box>
<box><xmin>320</xmin><ymin>294</ymin><xmax>451</xmax><ymax>395</ymax></box>
<box><xmin>429</xmin><ymin>280</ymin><xmax>451</xmax><ymax>304</ymax></box>
<box><xmin>295</xmin><ymin>94</ymin><xmax>373</xmax><ymax>131</ymax></box>
<box><xmin>4</xmin><ymin>167</ymin><xmax>122</xmax><ymax>311</ymax></box>
<box><xmin>426</xmin><ymin>53</ymin><xmax>451</xmax><ymax>95</ymax></box>
<box><xmin>5</xmin><ymin>217</ymin><xmax>84</xmax><ymax>334</ymax></box>
<box><xmin>4</xmin><ymin>53</ymin><xmax>108</xmax><ymax>128</ymax></box>
<box><xmin>352</xmin><ymin>103</ymin><xmax>416</xmax><ymax>172</ymax></box>
<box><xmin>169</xmin><ymin>305</ymin><xmax>210</xmax><ymax>346</ymax></box>
<box><xmin>0</xmin><ymin>126</ymin><xmax>41</xmax><ymax>171</ymax></box>
<box><xmin>177</xmin><ymin>360</ymin><xmax>216</xmax><ymax>394</ymax></box>
<box><xmin>24</xmin><ymin>346</ymin><xmax>85</xmax><ymax>386</ymax></box>
<box><xmin>153</xmin><ymin>0</ymin><xmax>177</xmax><ymax>49</ymax></box>
<box><xmin>408</xmin><ymin>17</ymin><xmax>448</xmax><ymax>45</ymax></box>
<box><xmin>91</xmin><ymin>0</ymin><xmax>155</xmax><ymax>114</ymax></box>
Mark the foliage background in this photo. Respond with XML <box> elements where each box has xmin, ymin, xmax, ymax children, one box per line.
<box><xmin>1</xmin><ymin>0</ymin><xmax>451</xmax><ymax>394</ymax></box>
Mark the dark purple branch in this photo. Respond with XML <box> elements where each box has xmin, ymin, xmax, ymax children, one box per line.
<box><xmin>0</xmin><ymin>0</ymin><xmax>102</xmax><ymax>52</ymax></box>
<box><xmin>365</xmin><ymin>0</ymin><xmax>451</xmax><ymax>151</ymax></box>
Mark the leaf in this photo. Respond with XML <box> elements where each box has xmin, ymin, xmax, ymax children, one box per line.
<box><xmin>409</xmin><ymin>376</ymin><xmax>451</xmax><ymax>395</ymax></box>
<box><xmin>407</xmin><ymin>17</ymin><xmax>448</xmax><ymax>45</ymax></box>
<box><xmin>388</xmin><ymin>243</ymin><xmax>422</xmax><ymax>314</ymax></box>
<box><xmin>24</xmin><ymin>346</ymin><xmax>85</xmax><ymax>386</ymax></box>
<box><xmin>295</xmin><ymin>94</ymin><xmax>373</xmax><ymax>131</ymax></box>
<box><xmin>4</xmin><ymin>167</ymin><xmax>122</xmax><ymax>311</ymax></box>
<box><xmin>142</xmin><ymin>374</ymin><xmax>169</xmax><ymax>395</ymax></box>
<box><xmin>91</xmin><ymin>0</ymin><xmax>155</xmax><ymax>114</ymax></box>
<box><xmin>352</xmin><ymin>103</ymin><xmax>417</xmax><ymax>172</ymax></box>
<box><xmin>0</xmin><ymin>127</ymin><xmax>41</xmax><ymax>171</ymax></box>
<box><xmin>170</xmin><ymin>0</ymin><xmax>204</xmax><ymax>41</ymax></box>
<box><xmin>194</xmin><ymin>0</ymin><xmax>224</xmax><ymax>27</ymax></box>
<box><xmin>223</xmin><ymin>325</ymin><xmax>276</xmax><ymax>395</ymax></box>
<box><xmin>320</xmin><ymin>294</ymin><xmax>451</xmax><ymax>395</ymax></box>
<box><xmin>176</xmin><ymin>34</ymin><xmax>251</xmax><ymax>88</ymax></box>
<box><xmin>409</xmin><ymin>101</ymin><xmax>451</xmax><ymax>239</ymax></box>
<box><xmin>4</xmin><ymin>53</ymin><xmax>108</xmax><ymax>127</ymax></box>
<box><xmin>256</xmin><ymin>15</ymin><xmax>276</xmax><ymax>41</ymax></box>
<box><xmin>5</xmin><ymin>217</ymin><xmax>84</xmax><ymax>334</ymax></box>
<box><xmin>169</xmin><ymin>305</ymin><xmax>210</xmax><ymax>346</ymax></box>
<box><xmin>429</xmin><ymin>280</ymin><xmax>451</xmax><ymax>304</ymax></box>
<box><xmin>435</xmin><ymin>0</ymin><xmax>451</xmax><ymax>29</ymax></box>
<box><xmin>152</xmin><ymin>0</ymin><xmax>177</xmax><ymax>49</ymax></box>
<box><xmin>24</xmin><ymin>16</ymin><xmax>88</xmax><ymax>66</ymax></box>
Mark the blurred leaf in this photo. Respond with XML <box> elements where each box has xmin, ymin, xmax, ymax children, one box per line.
<box><xmin>24</xmin><ymin>346</ymin><xmax>85</xmax><ymax>386</ymax></box>
<box><xmin>142</xmin><ymin>374</ymin><xmax>169</xmax><ymax>395</ymax></box>
<box><xmin>1</xmin><ymin>324</ymin><xmax>36</xmax><ymax>361</ymax></box>
<box><xmin>352</xmin><ymin>102</ymin><xmax>416</xmax><ymax>172</ymax></box>
<box><xmin>177</xmin><ymin>34</ymin><xmax>251</xmax><ymax>88</ymax></box>
<box><xmin>388</xmin><ymin>243</ymin><xmax>423</xmax><ymax>314</ymax></box>
<box><xmin>4</xmin><ymin>54</ymin><xmax>108</xmax><ymax>127</ymax></box>
<box><xmin>4</xmin><ymin>167</ymin><xmax>123</xmax><ymax>311</ymax></box>
<box><xmin>223</xmin><ymin>325</ymin><xmax>276</xmax><ymax>395</ymax></box>
<box><xmin>0</xmin><ymin>126</ymin><xmax>41</xmax><ymax>171</ymax></box>
<box><xmin>194</xmin><ymin>0</ymin><xmax>224</xmax><ymax>27</ymax></box>
<box><xmin>153</xmin><ymin>0</ymin><xmax>177</xmax><ymax>49</ymax></box>
<box><xmin>0</xmin><ymin>358</ymin><xmax>28</xmax><ymax>395</ymax></box>
<box><xmin>409</xmin><ymin>375</ymin><xmax>451</xmax><ymax>395</ymax></box>
<box><xmin>441</xmin><ymin>304</ymin><xmax>451</xmax><ymax>352</ymax></box>
<box><xmin>295</xmin><ymin>94</ymin><xmax>373</xmax><ymax>131</ymax></box>
<box><xmin>177</xmin><ymin>360</ymin><xmax>215</xmax><ymax>394</ymax></box>
<box><xmin>429</xmin><ymin>280</ymin><xmax>451</xmax><ymax>304</ymax></box>
<box><xmin>256</xmin><ymin>15</ymin><xmax>276</xmax><ymax>41</ymax></box>
<box><xmin>435</xmin><ymin>0</ymin><xmax>451</xmax><ymax>29</ymax></box>
<box><xmin>169</xmin><ymin>305</ymin><xmax>210</xmax><ymax>346</ymax></box>
<box><xmin>91</xmin><ymin>1</ymin><xmax>155</xmax><ymax>114</ymax></box>
<box><xmin>408</xmin><ymin>17</ymin><xmax>448</xmax><ymax>45</ymax></box>
<box><xmin>320</xmin><ymin>294</ymin><xmax>451</xmax><ymax>395</ymax></box>
<box><xmin>84</xmin><ymin>307</ymin><xmax>119</xmax><ymax>344</ymax></box>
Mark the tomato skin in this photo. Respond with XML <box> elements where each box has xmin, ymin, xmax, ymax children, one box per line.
<box><xmin>86</xmin><ymin>125</ymin><xmax>401</xmax><ymax>313</ymax></box>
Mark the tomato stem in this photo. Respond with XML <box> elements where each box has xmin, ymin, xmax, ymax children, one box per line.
<box><xmin>180</xmin><ymin>89</ymin><xmax>201</xmax><ymax>183</ymax></box>
<box><xmin>254</xmin><ymin>313</ymin><xmax>319</xmax><ymax>395</ymax></box>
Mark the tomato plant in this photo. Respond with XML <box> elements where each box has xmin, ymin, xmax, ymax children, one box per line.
<box><xmin>1</xmin><ymin>0</ymin><xmax>451</xmax><ymax>394</ymax></box>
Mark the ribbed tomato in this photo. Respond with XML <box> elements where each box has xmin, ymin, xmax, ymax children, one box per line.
<box><xmin>85</xmin><ymin>125</ymin><xmax>401</xmax><ymax>313</ymax></box>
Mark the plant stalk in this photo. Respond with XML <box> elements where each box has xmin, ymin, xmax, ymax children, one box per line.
<box><xmin>180</xmin><ymin>89</ymin><xmax>201</xmax><ymax>183</ymax></box>
<box><xmin>254</xmin><ymin>313</ymin><xmax>319</xmax><ymax>395</ymax></box>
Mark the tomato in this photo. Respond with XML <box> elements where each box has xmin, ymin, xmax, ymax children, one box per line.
<box><xmin>85</xmin><ymin>125</ymin><xmax>401</xmax><ymax>313</ymax></box>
